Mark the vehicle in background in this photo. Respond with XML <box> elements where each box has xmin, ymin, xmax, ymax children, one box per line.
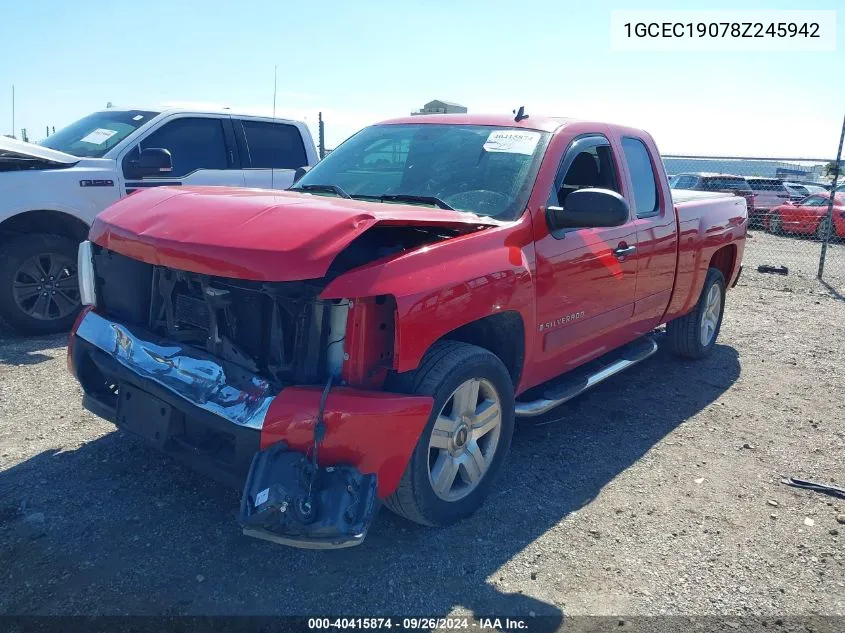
<box><xmin>782</xmin><ymin>182</ymin><xmax>811</xmax><ymax>202</ymax></box>
<box><xmin>793</xmin><ymin>180</ymin><xmax>829</xmax><ymax>191</ymax></box>
<box><xmin>746</xmin><ymin>178</ymin><xmax>791</xmax><ymax>223</ymax></box>
<box><xmin>69</xmin><ymin>113</ymin><xmax>747</xmax><ymax>549</ymax></box>
<box><xmin>795</xmin><ymin>183</ymin><xmax>828</xmax><ymax>195</ymax></box>
<box><xmin>0</xmin><ymin>106</ymin><xmax>318</xmax><ymax>335</ymax></box>
<box><xmin>767</xmin><ymin>192</ymin><xmax>845</xmax><ymax>239</ymax></box>
<box><xmin>670</xmin><ymin>173</ymin><xmax>756</xmax><ymax>225</ymax></box>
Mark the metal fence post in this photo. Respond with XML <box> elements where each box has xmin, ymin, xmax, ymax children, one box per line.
<box><xmin>318</xmin><ymin>112</ymin><xmax>325</xmax><ymax>160</ymax></box>
<box><xmin>818</xmin><ymin>113</ymin><xmax>845</xmax><ymax>280</ymax></box>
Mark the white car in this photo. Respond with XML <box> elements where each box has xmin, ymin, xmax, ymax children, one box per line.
<box><xmin>0</xmin><ymin>106</ymin><xmax>318</xmax><ymax>334</ymax></box>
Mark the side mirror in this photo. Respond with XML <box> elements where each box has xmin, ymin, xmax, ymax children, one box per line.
<box><xmin>546</xmin><ymin>188</ymin><xmax>630</xmax><ymax>231</ymax></box>
<box><xmin>293</xmin><ymin>165</ymin><xmax>312</xmax><ymax>183</ymax></box>
<box><xmin>128</xmin><ymin>147</ymin><xmax>173</xmax><ymax>178</ymax></box>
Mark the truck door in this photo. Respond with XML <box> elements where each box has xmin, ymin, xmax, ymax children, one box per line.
<box><xmin>620</xmin><ymin>135</ymin><xmax>677</xmax><ymax>335</ymax></box>
<box><xmin>531</xmin><ymin>133</ymin><xmax>639</xmax><ymax>385</ymax></box>
<box><xmin>120</xmin><ymin>115</ymin><xmax>245</xmax><ymax>196</ymax></box>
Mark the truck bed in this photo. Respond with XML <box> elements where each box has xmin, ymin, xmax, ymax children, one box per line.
<box><xmin>670</xmin><ymin>189</ymin><xmax>736</xmax><ymax>204</ymax></box>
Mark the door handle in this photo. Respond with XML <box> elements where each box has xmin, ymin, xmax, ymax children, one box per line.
<box><xmin>613</xmin><ymin>244</ymin><xmax>637</xmax><ymax>259</ymax></box>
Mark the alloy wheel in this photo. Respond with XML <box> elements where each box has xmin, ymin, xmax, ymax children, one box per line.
<box><xmin>12</xmin><ymin>253</ymin><xmax>80</xmax><ymax>321</ymax></box>
<box><xmin>427</xmin><ymin>378</ymin><xmax>503</xmax><ymax>502</ymax></box>
<box><xmin>700</xmin><ymin>284</ymin><xmax>722</xmax><ymax>347</ymax></box>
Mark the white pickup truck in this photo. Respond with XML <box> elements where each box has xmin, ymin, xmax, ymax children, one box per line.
<box><xmin>0</xmin><ymin>106</ymin><xmax>318</xmax><ymax>334</ymax></box>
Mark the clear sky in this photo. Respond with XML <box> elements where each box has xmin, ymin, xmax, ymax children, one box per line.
<box><xmin>1</xmin><ymin>0</ymin><xmax>842</xmax><ymax>157</ymax></box>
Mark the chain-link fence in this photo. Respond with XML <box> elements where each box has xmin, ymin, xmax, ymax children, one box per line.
<box><xmin>662</xmin><ymin>154</ymin><xmax>845</xmax><ymax>293</ymax></box>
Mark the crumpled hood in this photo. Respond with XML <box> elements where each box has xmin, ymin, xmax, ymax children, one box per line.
<box><xmin>0</xmin><ymin>136</ymin><xmax>79</xmax><ymax>166</ymax></box>
<box><xmin>90</xmin><ymin>186</ymin><xmax>496</xmax><ymax>281</ymax></box>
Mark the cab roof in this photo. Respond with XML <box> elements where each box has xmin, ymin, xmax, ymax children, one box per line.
<box><xmin>378</xmin><ymin>113</ymin><xmax>572</xmax><ymax>133</ymax></box>
<box><xmin>100</xmin><ymin>104</ymin><xmax>306</xmax><ymax>124</ymax></box>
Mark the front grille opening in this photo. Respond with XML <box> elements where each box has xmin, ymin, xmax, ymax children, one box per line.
<box><xmin>93</xmin><ymin>247</ymin><xmax>337</xmax><ymax>386</ymax></box>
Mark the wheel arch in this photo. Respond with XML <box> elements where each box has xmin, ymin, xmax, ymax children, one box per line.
<box><xmin>389</xmin><ymin>311</ymin><xmax>525</xmax><ymax>393</ymax></box>
<box><xmin>440</xmin><ymin>312</ymin><xmax>525</xmax><ymax>388</ymax></box>
<box><xmin>0</xmin><ymin>210</ymin><xmax>90</xmax><ymax>244</ymax></box>
<box><xmin>708</xmin><ymin>244</ymin><xmax>737</xmax><ymax>287</ymax></box>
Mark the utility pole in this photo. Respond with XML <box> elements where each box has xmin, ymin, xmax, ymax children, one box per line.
<box><xmin>11</xmin><ymin>84</ymin><xmax>15</xmax><ymax>139</ymax></box>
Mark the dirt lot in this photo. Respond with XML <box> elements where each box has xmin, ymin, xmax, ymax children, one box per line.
<box><xmin>742</xmin><ymin>229</ymin><xmax>845</xmax><ymax>295</ymax></box>
<box><xmin>1</xmin><ymin>269</ymin><xmax>844</xmax><ymax>619</ymax></box>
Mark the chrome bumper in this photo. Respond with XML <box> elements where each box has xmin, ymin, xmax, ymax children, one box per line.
<box><xmin>74</xmin><ymin>311</ymin><xmax>275</xmax><ymax>430</ymax></box>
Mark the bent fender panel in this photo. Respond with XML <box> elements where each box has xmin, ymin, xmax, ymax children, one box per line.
<box><xmin>321</xmin><ymin>221</ymin><xmax>536</xmax><ymax>377</ymax></box>
<box><xmin>391</xmin><ymin>266</ymin><xmax>534</xmax><ymax>375</ymax></box>
<box><xmin>260</xmin><ymin>387</ymin><xmax>434</xmax><ymax>498</ymax></box>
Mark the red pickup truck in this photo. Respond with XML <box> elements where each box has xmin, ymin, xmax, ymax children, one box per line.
<box><xmin>68</xmin><ymin>113</ymin><xmax>746</xmax><ymax>548</ymax></box>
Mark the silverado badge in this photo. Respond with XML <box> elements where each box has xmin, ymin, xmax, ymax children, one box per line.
<box><xmin>538</xmin><ymin>311</ymin><xmax>585</xmax><ymax>332</ymax></box>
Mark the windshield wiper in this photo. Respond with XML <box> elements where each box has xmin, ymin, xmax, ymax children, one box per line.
<box><xmin>292</xmin><ymin>184</ymin><xmax>351</xmax><ymax>199</ymax></box>
<box><xmin>376</xmin><ymin>194</ymin><xmax>454</xmax><ymax>210</ymax></box>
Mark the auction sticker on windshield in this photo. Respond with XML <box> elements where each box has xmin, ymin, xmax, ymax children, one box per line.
<box><xmin>80</xmin><ymin>128</ymin><xmax>119</xmax><ymax>145</ymax></box>
<box><xmin>483</xmin><ymin>130</ymin><xmax>541</xmax><ymax>155</ymax></box>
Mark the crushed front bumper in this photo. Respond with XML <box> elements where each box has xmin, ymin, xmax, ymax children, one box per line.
<box><xmin>69</xmin><ymin>310</ymin><xmax>432</xmax><ymax>548</ymax></box>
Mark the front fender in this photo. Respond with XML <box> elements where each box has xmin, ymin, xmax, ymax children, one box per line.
<box><xmin>321</xmin><ymin>219</ymin><xmax>536</xmax><ymax>374</ymax></box>
<box><xmin>261</xmin><ymin>387</ymin><xmax>434</xmax><ymax>498</ymax></box>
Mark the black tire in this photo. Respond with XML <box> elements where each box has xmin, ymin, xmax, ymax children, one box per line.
<box><xmin>0</xmin><ymin>233</ymin><xmax>82</xmax><ymax>335</ymax></box>
<box><xmin>666</xmin><ymin>268</ymin><xmax>726</xmax><ymax>360</ymax></box>
<box><xmin>384</xmin><ymin>340</ymin><xmax>515</xmax><ymax>527</ymax></box>
<box><xmin>768</xmin><ymin>214</ymin><xmax>782</xmax><ymax>235</ymax></box>
<box><xmin>816</xmin><ymin>217</ymin><xmax>832</xmax><ymax>241</ymax></box>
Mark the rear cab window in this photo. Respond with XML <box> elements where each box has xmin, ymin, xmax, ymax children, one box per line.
<box><xmin>621</xmin><ymin>137</ymin><xmax>660</xmax><ymax>218</ymax></box>
<box><xmin>239</xmin><ymin>120</ymin><xmax>308</xmax><ymax>170</ymax></box>
<box><xmin>703</xmin><ymin>177</ymin><xmax>750</xmax><ymax>192</ymax></box>
<box><xmin>748</xmin><ymin>178</ymin><xmax>787</xmax><ymax>193</ymax></box>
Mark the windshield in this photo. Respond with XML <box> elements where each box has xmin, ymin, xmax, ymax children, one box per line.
<box><xmin>293</xmin><ymin>123</ymin><xmax>550</xmax><ymax>220</ymax></box>
<box><xmin>40</xmin><ymin>110</ymin><xmax>159</xmax><ymax>158</ymax></box>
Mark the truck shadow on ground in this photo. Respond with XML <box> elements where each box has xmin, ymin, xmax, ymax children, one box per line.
<box><xmin>0</xmin><ymin>339</ymin><xmax>740</xmax><ymax>627</ymax></box>
<box><xmin>0</xmin><ymin>325</ymin><xmax>66</xmax><ymax>366</ymax></box>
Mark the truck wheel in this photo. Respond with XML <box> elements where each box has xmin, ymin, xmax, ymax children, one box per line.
<box><xmin>816</xmin><ymin>217</ymin><xmax>832</xmax><ymax>240</ymax></box>
<box><xmin>0</xmin><ymin>233</ymin><xmax>81</xmax><ymax>335</ymax></box>
<box><xmin>384</xmin><ymin>341</ymin><xmax>515</xmax><ymax>527</ymax></box>
<box><xmin>666</xmin><ymin>268</ymin><xmax>725</xmax><ymax>360</ymax></box>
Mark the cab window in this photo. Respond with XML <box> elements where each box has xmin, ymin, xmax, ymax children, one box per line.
<box><xmin>549</xmin><ymin>135</ymin><xmax>621</xmax><ymax>208</ymax></box>
<box><xmin>125</xmin><ymin>117</ymin><xmax>228</xmax><ymax>179</ymax></box>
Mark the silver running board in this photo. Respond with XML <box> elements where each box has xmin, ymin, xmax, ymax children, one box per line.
<box><xmin>515</xmin><ymin>337</ymin><xmax>659</xmax><ymax>417</ymax></box>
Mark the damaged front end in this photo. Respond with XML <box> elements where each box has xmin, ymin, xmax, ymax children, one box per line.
<box><xmin>72</xmin><ymin>238</ymin><xmax>438</xmax><ymax>549</ymax></box>
<box><xmin>71</xmin><ymin>308</ymin><xmax>389</xmax><ymax>548</ymax></box>
<box><xmin>70</xmin><ymin>185</ymin><xmax>496</xmax><ymax>548</ymax></box>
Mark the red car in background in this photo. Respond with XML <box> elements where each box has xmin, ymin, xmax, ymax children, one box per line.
<box><xmin>767</xmin><ymin>192</ymin><xmax>845</xmax><ymax>239</ymax></box>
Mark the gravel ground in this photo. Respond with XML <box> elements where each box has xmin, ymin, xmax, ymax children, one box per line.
<box><xmin>743</xmin><ymin>229</ymin><xmax>845</xmax><ymax>294</ymax></box>
<box><xmin>1</xmin><ymin>264</ymin><xmax>844</xmax><ymax>620</ymax></box>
